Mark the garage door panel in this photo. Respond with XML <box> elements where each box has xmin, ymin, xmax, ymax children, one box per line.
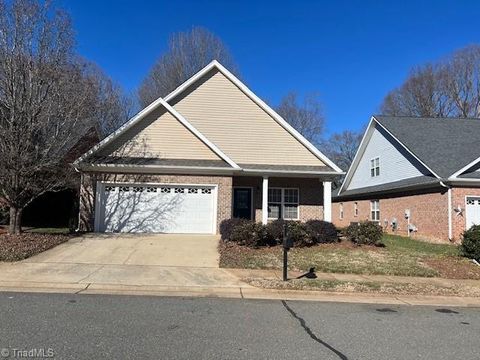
<box><xmin>466</xmin><ymin>196</ymin><xmax>480</xmax><ymax>230</ymax></box>
<box><xmin>97</xmin><ymin>184</ymin><xmax>215</xmax><ymax>234</ymax></box>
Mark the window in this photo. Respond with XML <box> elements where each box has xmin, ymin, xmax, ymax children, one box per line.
<box><xmin>354</xmin><ymin>202</ymin><xmax>359</xmax><ymax>217</ymax></box>
<box><xmin>370</xmin><ymin>157</ymin><xmax>380</xmax><ymax>177</ymax></box>
<box><xmin>370</xmin><ymin>200</ymin><xmax>380</xmax><ymax>222</ymax></box>
<box><xmin>339</xmin><ymin>203</ymin><xmax>344</xmax><ymax>219</ymax></box>
<box><xmin>268</xmin><ymin>188</ymin><xmax>299</xmax><ymax>220</ymax></box>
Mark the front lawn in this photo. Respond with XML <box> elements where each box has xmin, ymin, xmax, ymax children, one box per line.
<box><xmin>219</xmin><ymin>234</ymin><xmax>480</xmax><ymax>279</ymax></box>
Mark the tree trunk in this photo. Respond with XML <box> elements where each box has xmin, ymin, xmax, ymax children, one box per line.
<box><xmin>9</xmin><ymin>207</ymin><xmax>23</xmax><ymax>235</ymax></box>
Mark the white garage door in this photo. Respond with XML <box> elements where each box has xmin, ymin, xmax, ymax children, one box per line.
<box><xmin>95</xmin><ymin>183</ymin><xmax>216</xmax><ymax>234</ymax></box>
<box><xmin>465</xmin><ymin>196</ymin><xmax>480</xmax><ymax>230</ymax></box>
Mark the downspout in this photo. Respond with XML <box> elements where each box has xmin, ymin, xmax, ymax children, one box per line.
<box><xmin>74</xmin><ymin>166</ymin><xmax>82</xmax><ymax>233</ymax></box>
<box><xmin>440</xmin><ymin>181</ymin><xmax>453</xmax><ymax>241</ymax></box>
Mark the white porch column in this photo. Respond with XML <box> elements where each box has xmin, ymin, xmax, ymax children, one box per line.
<box><xmin>262</xmin><ymin>176</ymin><xmax>269</xmax><ymax>225</ymax></box>
<box><xmin>323</xmin><ymin>181</ymin><xmax>332</xmax><ymax>222</ymax></box>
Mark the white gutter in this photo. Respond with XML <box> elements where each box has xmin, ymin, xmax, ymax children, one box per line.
<box><xmin>440</xmin><ymin>181</ymin><xmax>453</xmax><ymax>241</ymax></box>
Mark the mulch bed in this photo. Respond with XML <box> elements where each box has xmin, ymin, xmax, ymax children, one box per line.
<box><xmin>0</xmin><ymin>233</ymin><xmax>71</xmax><ymax>262</ymax></box>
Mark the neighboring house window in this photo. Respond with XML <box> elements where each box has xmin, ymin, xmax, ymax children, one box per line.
<box><xmin>354</xmin><ymin>202</ymin><xmax>358</xmax><ymax>217</ymax></box>
<box><xmin>268</xmin><ymin>188</ymin><xmax>299</xmax><ymax>220</ymax></box>
<box><xmin>370</xmin><ymin>157</ymin><xmax>380</xmax><ymax>177</ymax></box>
<box><xmin>370</xmin><ymin>200</ymin><xmax>380</xmax><ymax>222</ymax></box>
<box><xmin>339</xmin><ymin>203</ymin><xmax>344</xmax><ymax>219</ymax></box>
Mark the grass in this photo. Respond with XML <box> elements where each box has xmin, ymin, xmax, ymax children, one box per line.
<box><xmin>219</xmin><ymin>234</ymin><xmax>480</xmax><ymax>279</ymax></box>
<box><xmin>245</xmin><ymin>278</ymin><xmax>480</xmax><ymax>297</ymax></box>
<box><xmin>22</xmin><ymin>227</ymin><xmax>71</xmax><ymax>234</ymax></box>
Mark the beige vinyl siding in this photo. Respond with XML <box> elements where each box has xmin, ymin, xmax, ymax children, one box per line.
<box><xmin>170</xmin><ymin>69</ymin><xmax>325</xmax><ymax>166</ymax></box>
<box><xmin>98</xmin><ymin>106</ymin><xmax>221</xmax><ymax>160</ymax></box>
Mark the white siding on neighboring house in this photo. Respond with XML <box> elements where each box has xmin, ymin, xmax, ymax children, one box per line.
<box><xmin>348</xmin><ymin>125</ymin><xmax>430</xmax><ymax>190</ymax></box>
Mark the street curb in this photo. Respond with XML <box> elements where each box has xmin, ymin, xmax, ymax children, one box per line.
<box><xmin>0</xmin><ymin>281</ymin><xmax>479</xmax><ymax>307</ymax></box>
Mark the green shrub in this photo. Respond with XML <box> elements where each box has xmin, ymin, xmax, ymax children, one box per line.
<box><xmin>305</xmin><ymin>220</ymin><xmax>338</xmax><ymax>244</ymax></box>
<box><xmin>219</xmin><ymin>218</ymin><xmax>250</xmax><ymax>241</ymax></box>
<box><xmin>345</xmin><ymin>221</ymin><xmax>383</xmax><ymax>246</ymax></box>
<box><xmin>265</xmin><ymin>219</ymin><xmax>288</xmax><ymax>245</ymax></box>
<box><xmin>286</xmin><ymin>221</ymin><xmax>312</xmax><ymax>247</ymax></box>
<box><xmin>229</xmin><ymin>221</ymin><xmax>268</xmax><ymax>248</ymax></box>
<box><xmin>461</xmin><ymin>225</ymin><xmax>480</xmax><ymax>261</ymax></box>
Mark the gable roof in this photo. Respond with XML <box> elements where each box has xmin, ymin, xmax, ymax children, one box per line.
<box><xmin>339</xmin><ymin>115</ymin><xmax>480</xmax><ymax>196</ymax></box>
<box><xmin>75</xmin><ymin>60</ymin><xmax>342</xmax><ymax>175</ymax></box>
<box><xmin>75</xmin><ymin>97</ymin><xmax>239</xmax><ymax>169</ymax></box>
<box><xmin>374</xmin><ymin>115</ymin><xmax>480</xmax><ymax>179</ymax></box>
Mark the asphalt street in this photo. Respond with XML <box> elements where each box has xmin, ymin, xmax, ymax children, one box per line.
<box><xmin>0</xmin><ymin>292</ymin><xmax>478</xmax><ymax>359</ymax></box>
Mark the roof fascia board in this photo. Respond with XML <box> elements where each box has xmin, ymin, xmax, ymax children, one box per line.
<box><xmin>450</xmin><ymin>156</ymin><xmax>480</xmax><ymax>179</ymax></box>
<box><xmin>338</xmin><ymin>116</ymin><xmax>376</xmax><ymax>194</ymax></box>
<box><xmin>165</xmin><ymin>60</ymin><xmax>343</xmax><ymax>174</ymax></box>
<box><xmin>447</xmin><ymin>177</ymin><xmax>480</xmax><ymax>185</ymax></box>
<box><xmin>73</xmin><ymin>96</ymin><xmax>169</xmax><ymax>165</ymax></box>
<box><xmin>335</xmin><ymin>181</ymin><xmax>442</xmax><ymax>201</ymax></box>
<box><xmin>79</xmin><ymin>163</ymin><xmax>240</xmax><ymax>174</ymax></box>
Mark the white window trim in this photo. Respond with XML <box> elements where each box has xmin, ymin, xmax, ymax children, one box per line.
<box><xmin>267</xmin><ymin>187</ymin><xmax>300</xmax><ymax>221</ymax></box>
<box><xmin>370</xmin><ymin>157</ymin><xmax>380</xmax><ymax>178</ymax></box>
<box><xmin>370</xmin><ymin>200</ymin><xmax>380</xmax><ymax>222</ymax></box>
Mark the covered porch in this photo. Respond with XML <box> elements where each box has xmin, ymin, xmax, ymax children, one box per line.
<box><xmin>232</xmin><ymin>175</ymin><xmax>333</xmax><ymax>224</ymax></box>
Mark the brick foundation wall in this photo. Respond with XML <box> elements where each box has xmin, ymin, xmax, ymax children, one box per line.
<box><xmin>333</xmin><ymin>189</ymin><xmax>450</xmax><ymax>242</ymax></box>
<box><xmin>78</xmin><ymin>172</ymin><xmax>232</xmax><ymax>233</ymax></box>
<box><xmin>451</xmin><ymin>187</ymin><xmax>480</xmax><ymax>240</ymax></box>
<box><xmin>232</xmin><ymin>176</ymin><xmax>324</xmax><ymax>222</ymax></box>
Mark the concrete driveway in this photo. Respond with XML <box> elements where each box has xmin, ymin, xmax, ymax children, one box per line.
<box><xmin>25</xmin><ymin>234</ymin><xmax>221</xmax><ymax>267</ymax></box>
<box><xmin>0</xmin><ymin>234</ymin><xmax>247</xmax><ymax>291</ymax></box>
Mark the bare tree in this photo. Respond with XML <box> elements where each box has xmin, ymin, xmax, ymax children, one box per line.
<box><xmin>138</xmin><ymin>27</ymin><xmax>238</xmax><ymax>107</ymax></box>
<box><xmin>276</xmin><ymin>92</ymin><xmax>325</xmax><ymax>144</ymax></box>
<box><xmin>381</xmin><ymin>45</ymin><xmax>480</xmax><ymax>118</ymax></box>
<box><xmin>321</xmin><ymin>130</ymin><xmax>363</xmax><ymax>174</ymax></box>
<box><xmin>86</xmin><ymin>63</ymin><xmax>135</xmax><ymax>137</ymax></box>
<box><xmin>0</xmin><ymin>0</ymin><xmax>105</xmax><ymax>234</ymax></box>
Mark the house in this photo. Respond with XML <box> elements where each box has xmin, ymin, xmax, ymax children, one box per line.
<box><xmin>333</xmin><ymin>115</ymin><xmax>480</xmax><ymax>242</ymax></box>
<box><xmin>74</xmin><ymin>61</ymin><xmax>343</xmax><ymax>234</ymax></box>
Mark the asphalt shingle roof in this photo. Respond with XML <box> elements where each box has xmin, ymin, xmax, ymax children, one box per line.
<box><xmin>374</xmin><ymin>115</ymin><xmax>480</xmax><ymax>178</ymax></box>
<box><xmin>334</xmin><ymin>175</ymin><xmax>440</xmax><ymax>200</ymax></box>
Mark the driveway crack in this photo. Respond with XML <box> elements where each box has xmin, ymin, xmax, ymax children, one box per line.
<box><xmin>281</xmin><ymin>300</ymin><xmax>349</xmax><ymax>360</ymax></box>
<box><xmin>75</xmin><ymin>283</ymin><xmax>91</xmax><ymax>294</ymax></box>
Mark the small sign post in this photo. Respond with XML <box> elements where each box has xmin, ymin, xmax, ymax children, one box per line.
<box><xmin>282</xmin><ymin>224</ymin><xmax>293</xmax><ymax>281</ymax></box>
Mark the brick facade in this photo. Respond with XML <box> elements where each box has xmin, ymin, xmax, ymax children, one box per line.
<box><xmin>79</xmin><ymin>173</ymin><xmax>326</xmax><ymax>233</ymax></box>
<box><xmin>233</xmin><ymin>176</ymin><xmax>324</xmax><ymax>222</ymax></box>
<box><xmin>333</xmin><ymin>189</ymin><xmax>450</xmax><ymax>243</ymax></box>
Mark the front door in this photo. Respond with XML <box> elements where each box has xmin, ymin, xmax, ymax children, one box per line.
<box><xmin>233</xmin><ymin>188</ymin><xmax>252</xmax><ymax>219</ymax></box>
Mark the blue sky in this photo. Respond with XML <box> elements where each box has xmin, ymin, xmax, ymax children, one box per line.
<box><xmin>61</xmin><ymin>0</ymin><xmax>480</xmax><ymax>136</ymax></box>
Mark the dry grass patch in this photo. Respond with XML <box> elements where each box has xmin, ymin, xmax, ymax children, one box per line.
<box><xmin>245</xmin><ymin>278</ymin><xmax>480</xmax><ymax>297</ymax></box>
<box><xmin>219</xmin><ymin>234</ymin><xmax>480</xmax><ymax>279</ymax></box>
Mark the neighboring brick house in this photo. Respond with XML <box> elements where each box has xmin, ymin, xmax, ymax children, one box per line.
<box><xmin>333</xmin><ymin>115</ymin><xmax>480</xmax><ymax>243</ymax></box>
<box><xmin>74</xmin><ymin>61</ymin><xmax>343</xmax><ymax>234</ymax></box>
